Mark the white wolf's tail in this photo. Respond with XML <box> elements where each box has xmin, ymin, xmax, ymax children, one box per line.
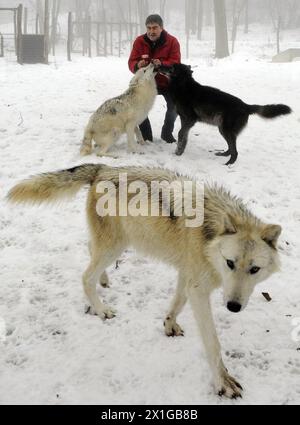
<box><xmin>7</xmin><ymin>164</ymin><xmax>103</xmax><ymax>205</ymax></box>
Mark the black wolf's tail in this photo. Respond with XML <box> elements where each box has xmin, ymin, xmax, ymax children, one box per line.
<box><xmin>248</xmin><ymin>104</ymin><xmax>292</xmax><ymax>118</ymax></box>
<box><xmin>7</xmin><ymin>164</ymin><xmax>103</xmax><ymax>205</ymax></box>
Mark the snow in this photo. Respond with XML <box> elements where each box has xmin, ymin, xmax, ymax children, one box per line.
<box><xmin>0</xmin><ymin>25</ymin><xmax>300</xmax><ymax>405</ymax></box>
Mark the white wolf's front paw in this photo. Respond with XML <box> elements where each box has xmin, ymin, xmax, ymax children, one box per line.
<box><xmin>85</xmin><ymin>305</ymin><xmax>116</xmax><ymax>320</ymax></box>
<box><xmin>215</xmin><ymin>369</ymin><xmax>243</xmax><ymax>399</ymax></box>
<box><xmin>164</xmin><ymin>317</ymin><xmax>184</xmax><ymax>336</ymax></box>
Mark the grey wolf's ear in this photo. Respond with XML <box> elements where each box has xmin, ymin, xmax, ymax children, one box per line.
<box><xmin>261</xmin><ymin>224</ymin><xmax>282</xmax><ymax>249</ymax></box>
<box><xmin>222</xmin><ymin>214</ymin><xmax>237</xmax><ymax>235</ymax></box>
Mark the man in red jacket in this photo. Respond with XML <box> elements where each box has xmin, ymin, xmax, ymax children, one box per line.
<box><xmin>128</xmin><ymin>14</ymin><xmax>181</xmax><ymax>143</ymax></box>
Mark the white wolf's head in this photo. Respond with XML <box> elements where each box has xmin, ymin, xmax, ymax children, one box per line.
<box><xmin>129</xmin><ymin>63</ymin><xmax>157</xmax><ymax>86</ymax></box>
<box><xmin>206</xmin><ymin>216</ymin><xmax>281</xmax><ymax>313</ymax></box>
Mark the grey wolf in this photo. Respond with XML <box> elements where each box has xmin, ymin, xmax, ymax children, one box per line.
<box><xmin>7</xmin><ymin>164</ymin><xmax>282</xmax><ymax>398</ymax></box>
<box><xmin>158</xmin><ymin>63</ymin><xmax>292</xmax><ymax>164</ymax></box>
<box><xmin>80</xmin><ymin>63</ymin><xmax>157</xmax><ymax>157</ymax></box>
<box><xmin>128</xmin><ymin>13</ymin><xmax>180</xmax><ymax>143</ymax></box>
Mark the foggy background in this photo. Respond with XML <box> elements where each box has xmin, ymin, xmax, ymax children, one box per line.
<box><xmin>0</xmin><ymin>0</ymin><xmax>300</xmax><ymax>61</ymax></box>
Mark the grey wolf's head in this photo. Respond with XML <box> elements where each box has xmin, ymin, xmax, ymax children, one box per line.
<box><xmin>158</xmin><ymin>63</ymin><xmax>193</xmax><ymax>80</ymax></box>
<box><xmin>206</xmin><ymin>215</ymin><xmax>281</xmax><ymax>313</ymax></box>
<box><xmin>130</xmin><ymin>63</ymin><xmax>157</xmax><ymax>86</ymax></box>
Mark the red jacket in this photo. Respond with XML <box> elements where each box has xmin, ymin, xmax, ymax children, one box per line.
<box><xmin>128</xmin><ymin>30</ymin><xmax>181</xmax><ymax>90</ymax></box>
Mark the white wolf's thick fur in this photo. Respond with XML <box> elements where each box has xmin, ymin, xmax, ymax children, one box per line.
<box><xmin>8</xmin><ymin>164</ymin><xmax>281</xmax><ymax>398</ymax></box>
<box><xmin>80</xmin><ymin>64</ymin><xmax>157</xmax><ymax>156</ymax></box>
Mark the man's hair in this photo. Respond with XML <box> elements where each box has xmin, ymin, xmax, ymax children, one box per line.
<box><xmin>145</xmin><ymin>14</ymin><xmax>163</xmax><ymax>27</ymax></box>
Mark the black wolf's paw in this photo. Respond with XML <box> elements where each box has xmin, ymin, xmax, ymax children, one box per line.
<box><xmin>225</xmin><ymin>156</ymin><xmax>237</xmax><ymax>166</ymax></box>
<box><xmin>214</xmin><ymin>149</ymin><xmax>231</xmax><ymax>157</ymax></box>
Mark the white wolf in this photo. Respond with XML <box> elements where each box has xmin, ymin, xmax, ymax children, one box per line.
<box><xmin>8</xmin><ymin>164</ymin><xmax>282</xmax><ymax>399</ymax></box>
<box><xmin>80</xmin><ymin>63</ymin><xmax>157</xmax><ymax>156</ymax></box>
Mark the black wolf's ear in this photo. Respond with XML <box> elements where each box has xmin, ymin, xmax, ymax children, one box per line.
<box><xmin>187</xmin><ymin>65</ymin><xmax>193</xmax><ymax>75</ymax></box>
<box><xmin>261</xmin><ymin>224</ymin><xmax>282</xmax><ymax>249</ymax></box>
<box><xmin>221</xmin><ymin>214</ymin><xmax>237</xmax><ymax>235</ymax></box>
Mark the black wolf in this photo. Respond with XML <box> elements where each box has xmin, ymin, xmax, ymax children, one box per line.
<box><xmin>158</xmin><ymin>63</ymin><xmax>291</xmax><ymax>165</ymax></box>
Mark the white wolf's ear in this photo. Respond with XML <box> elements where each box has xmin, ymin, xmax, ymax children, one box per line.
<box><xmin>261</xmin><ymin>224</ymin><xmax>282</xmax><ymax>249</ymax></box>
<box><xmin>221</xmin><ymin>214</ymin><xmax>237</xmax><ymax>235</ymax></box>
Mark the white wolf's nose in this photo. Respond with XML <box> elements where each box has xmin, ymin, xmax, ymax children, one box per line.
<box><xmin>227</xmin><ymin>301</ymin><xmax>241</xmax><ymax>313</ymax></box>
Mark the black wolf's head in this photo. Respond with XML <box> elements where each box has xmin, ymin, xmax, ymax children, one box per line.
<box><xmin>158</xmin><ymin>63</ymin><xmax>193</xmax><ymax>80</ymax></box>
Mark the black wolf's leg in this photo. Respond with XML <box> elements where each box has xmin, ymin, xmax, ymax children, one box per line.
<box><xmin>175</xmin><ymin>117</ymin><xmax>195</xmax><ymax>155</ymax></box>
<box><xmin>218</xmin><ymin>127</ymin><xmax>238</xmax><ymax>165</ymax></box>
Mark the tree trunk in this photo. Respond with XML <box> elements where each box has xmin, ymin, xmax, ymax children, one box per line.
<box><xmin>205</xmin><ymin>0</ymin><xmax>213</xmax><ymax>26</ymax></box>
<box><xmin>213</xmin><ymin>0</ymin><xmax>229</xmax><ymax>58</ymax></box>
<box><xmin>44</xmin><ymin>0</ymin><xmax>49</xmax><ymax>63</ymax></box>
<box><xmin>197</xmin><ymin>0</ymin><xmax>204</xmax><ymax>40</ymax></box>
<box><xmin>244</xmin><ymin>0</ymin><xmax>248</xmax><ymax>33</ymax></box>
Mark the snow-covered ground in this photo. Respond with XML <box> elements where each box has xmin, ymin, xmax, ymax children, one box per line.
<box><xmin>0</xmin><ymin>25</ymin><xmax>300</xmax><ymax>405</ymax></box>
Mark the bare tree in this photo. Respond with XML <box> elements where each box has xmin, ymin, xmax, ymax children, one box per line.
<box><xmin>160</xmin><ymin>0</ymin><xmax>166</xmax><ymax>18</ymax></box>
<box><xmin>137</xmin><ymin>0</ymin><xmax>148</xmax><ymax>32</ymax></box>
<box><xmin>204</xmin><ymin>0</ymin><xmax>213</xmax><ymax>26</ymax></box>
<box><xmin>244</xmin><ymin>0</ymin><xmax>248</xmax><ymax>33</ymax></box>
<box><xmin>214</xmin><ymin>0</ymin><xmax>229</xmax><ymax>58</ymax></box>
<box><xmin>36</xmin><ymin>0</ymin><xmax>44</xmax><ymax>34</ymax></box>
<box><xmin>51</xmin><ymin>0</ymin><xmax>61</xmax><ymax>55</ymax></box>
<box><xmin>268</xmin><ymin>0</ymin><xmax>285</xmax><ymax>53</ymax></box>
<box><xmin>197</xmin><ymin>0</ymin><xmax>204</xmax><ymax>40</ymax></box>
<box><xmin>231</xmin><ymin>0</ymin><xmax>246</xmax><ymax>53</ymax></box>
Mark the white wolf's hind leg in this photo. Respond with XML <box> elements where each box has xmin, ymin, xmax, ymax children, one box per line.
<box><xmin>164</xmin><ymin>272</ymin><xmax>186</xmax><ymax>336</ymax></box>
<box><xmin>83</xmin><ymin>246</ymin><xmax>124</xmax><ymax>319</ymax></box>
<box><xmin>83</xmin><ymin>262</ymin><xmax>115</xmax><ymax>319</ymax></box>
<box><xmin>88</xmin><ymin>241</ymin><xmax>110</xmax><ymax>288</ymax></box>
<box><xmin>100</xmin><ymin>270</ymin><xmax>110</xmax><ymax>288</ymax></box>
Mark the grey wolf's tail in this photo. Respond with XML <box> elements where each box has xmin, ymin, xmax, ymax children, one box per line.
<box><xmin>248</xmin><ymin>104</ymin><xmax>292</xmax><ymax>118</ymax></box>
<box><xmin>7</xmin><ymin>164</ymin><xmax>102</xmax><ymax>205</ymax></box>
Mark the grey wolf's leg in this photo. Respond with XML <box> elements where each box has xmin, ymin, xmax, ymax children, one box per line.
<box><xmin>94</xmin><ymin>134</ymin><xmax>118</xmax><ymax>158</ymax></box>
<box><xmin>188</xmin><ymin>286</ymin><xmax>243</xmax><ymax>398</ymax></box>
<box><xmin>164</xmin><ymin>272</ymin><xmax>186</xmax><ymax>336</ymax></box>
<box><xmin>175</xmin><ymin>117</ymin><xmax>196</xmax><ymax>156</ymax></box>
<box><xmin>135</xmin><ymin>126</ymin><xmax>146</xmax><ymax>145</ymax></box>
<box><xmin>126</xmin><ymin>124</ymin><xmax>139</xmax><ymax>153</ymax></box>
<box><xmin>80</xmin><ymin>130</ymin><xmax>93</xmax><ymax>156</ymax></box>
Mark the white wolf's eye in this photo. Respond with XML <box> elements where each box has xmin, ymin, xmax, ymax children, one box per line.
<box><xmin>250</xmin><ymin>266</ymin><xmax>260</xmax><ymax>275</ymax></box>
<box><xmin>226</xmin><ymin>259</ymin><xmax>235</xmax><ymax>270</ymax></box>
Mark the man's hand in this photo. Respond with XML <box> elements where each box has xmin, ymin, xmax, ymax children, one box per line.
<box><xmin>137</xmin><ymin>59</ymin><xmax>148</xmax><ymax>68</ymax></box>
<box><xmin>152</xmin><ymin>59</ymin><xmax>161</xmax><ymax>67</ymax></box>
